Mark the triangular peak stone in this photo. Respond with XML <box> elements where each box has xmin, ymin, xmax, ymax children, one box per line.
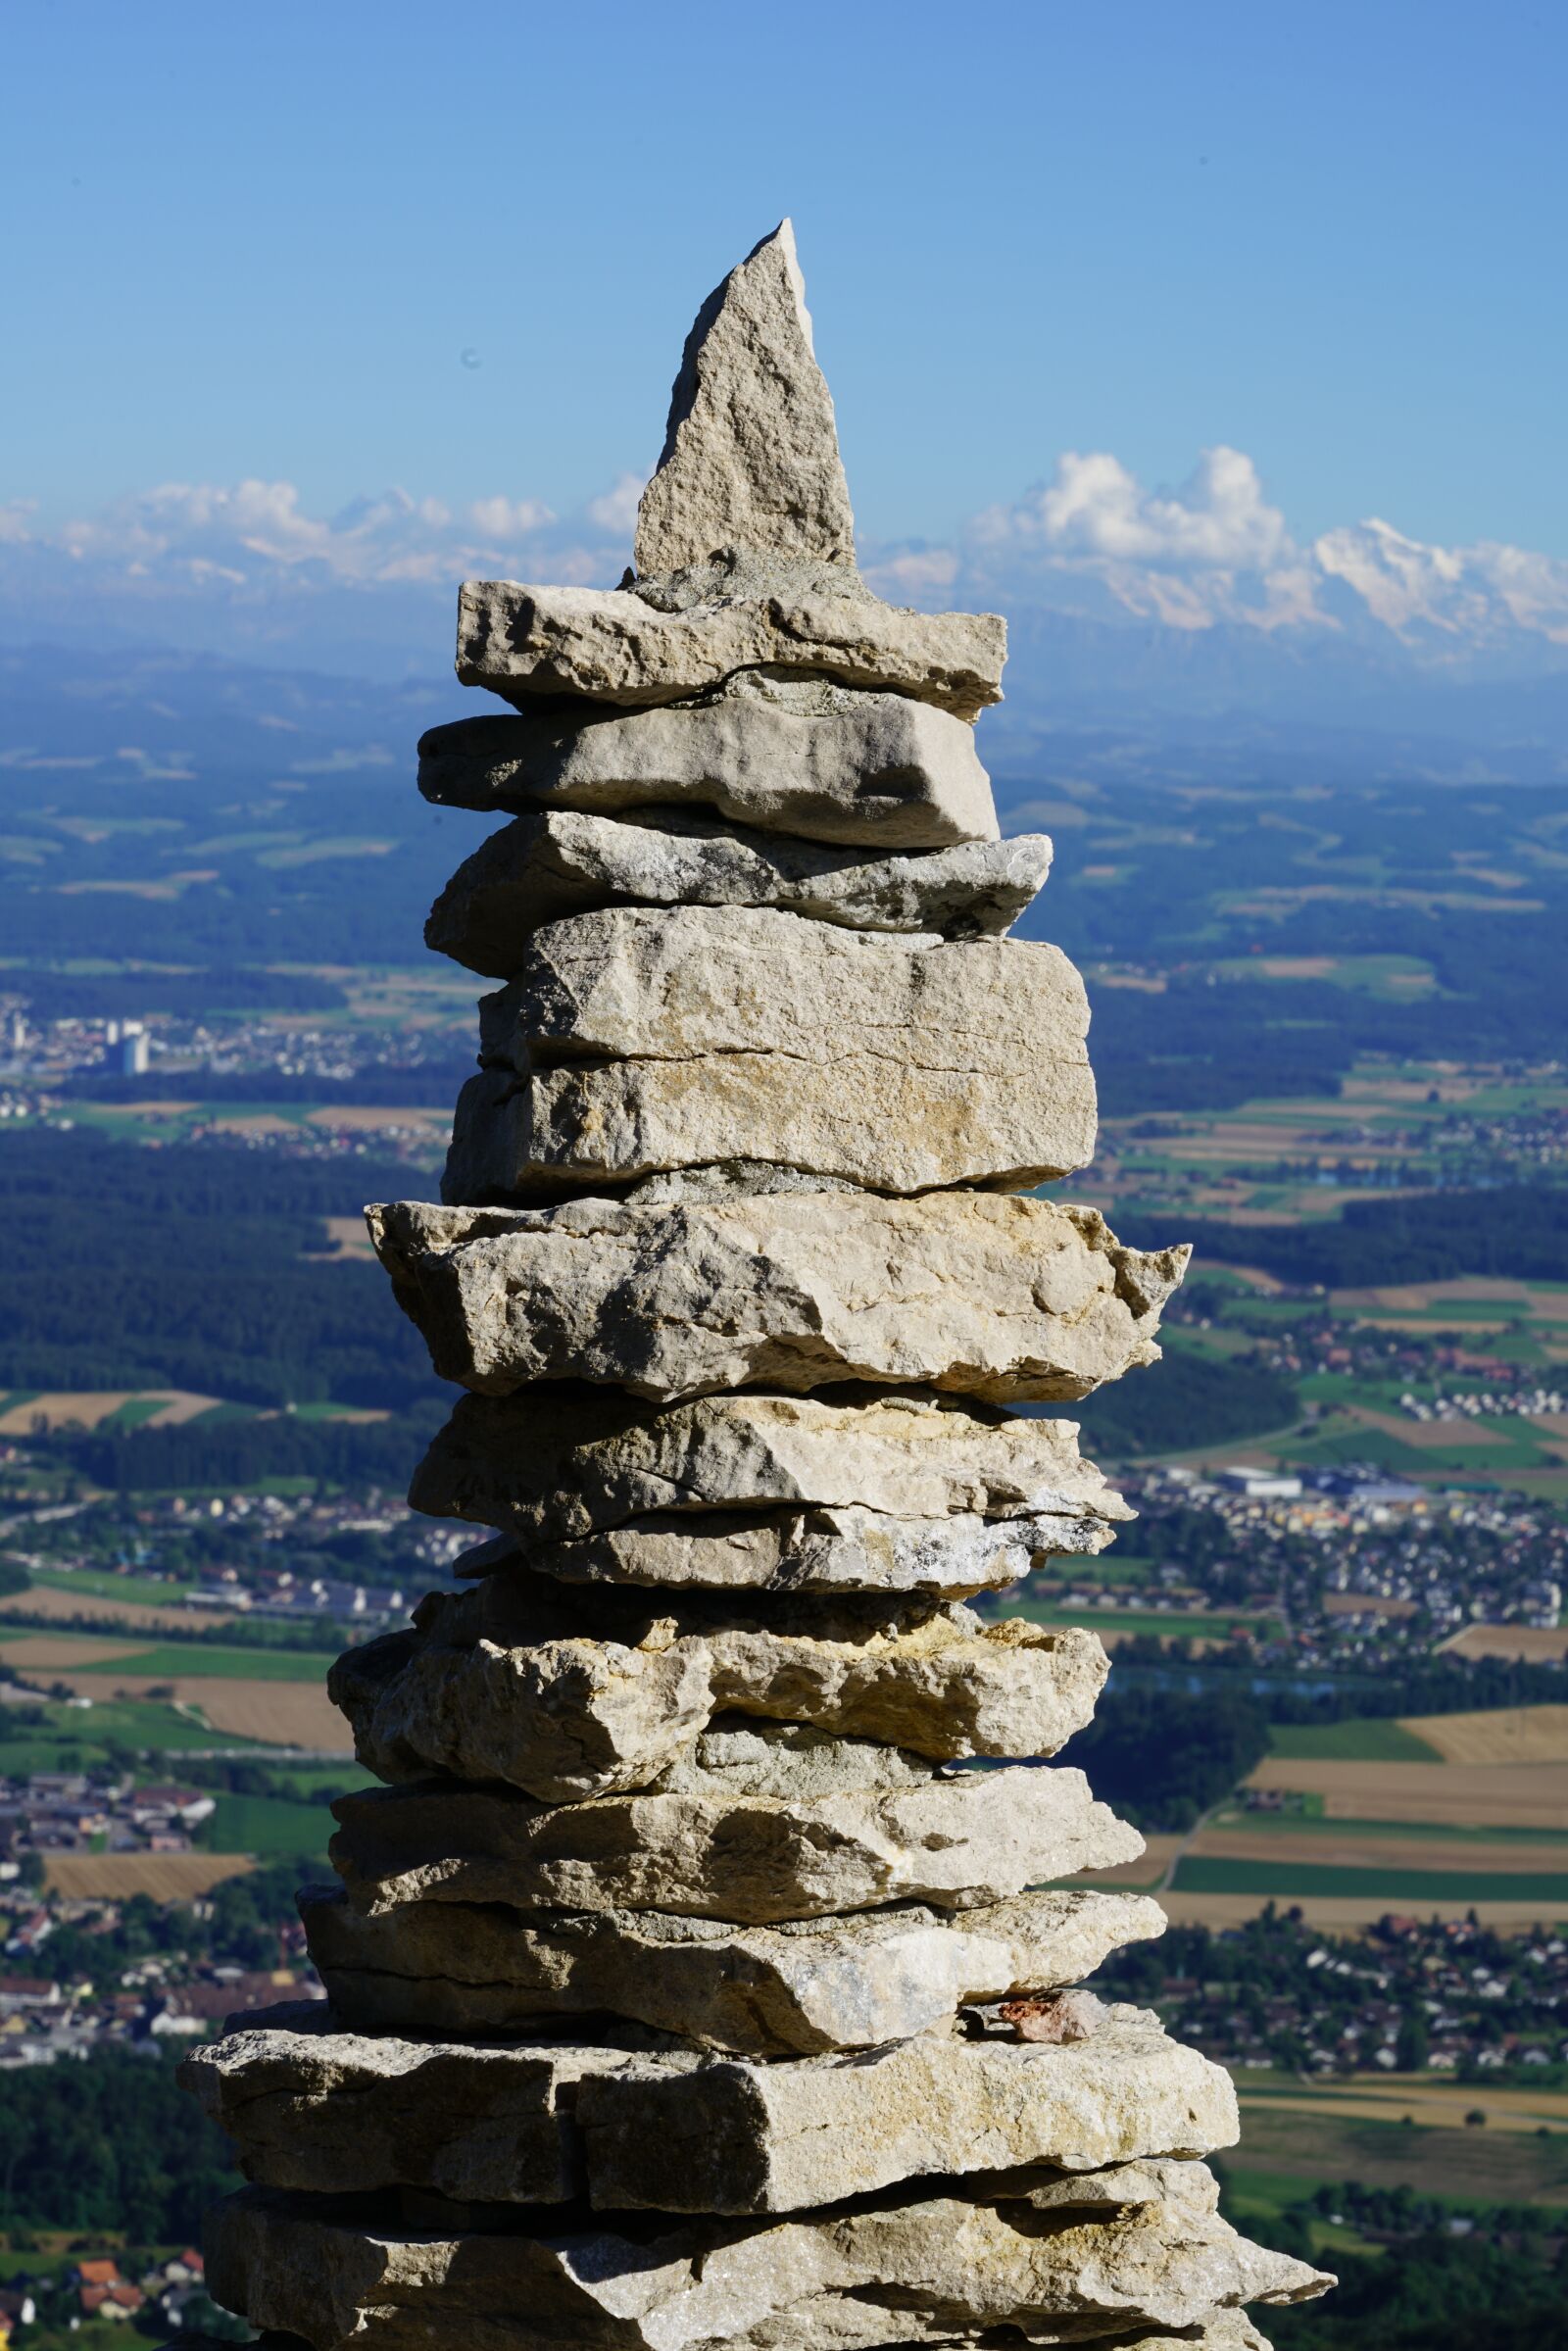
<box><xmin>634</xmin><ymin>220</ymin><xmax>857</xmax><ymax>579</ymax></box>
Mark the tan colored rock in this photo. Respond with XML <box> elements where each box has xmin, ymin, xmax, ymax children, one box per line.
<box><xmin>459</xmin><ymin>1490</ymin><xmax>1131</xmax><ymax>1600</ymax></box>
<box><xmin>477</xmin><ymin>903</ymin><xmax>1085</xmax><ymax>1075</ymax></box>
<box><xmin>331</xmin><ymin>1578</ymin><xmax>1108</xmax><ymax>1800</ymax></box>
<box><xmin>417</xmin><ymin>674</ymin><xmax>999</xmax><ymax>850</ymax></box>
<box><xmin>455</xmin><ymin>576</ymin><xmax>1004</xmax><ymax>720</ymax></box>
<box><xmin>180</xmin><ymin>2006</ymin><xmax>697</xmax><ymax>2205</ymax></box>
<box><xmin>447</xmin><ymin>904</ymin><xmax>1094</xmax><ymax>1196</ymax></box>
<box><xmin>368</xmin><ymin>1193</ymin><xmax>1184</xmax><ymax>1407</ymax></box>
<box><xmin>409</xmin><ymin>1388</ymin><xmax>1126</xmax><ymax>1545</ymax></box>
<box><xmin>325</xmin><ymin>1761</ymin><xmax>1143</xmax><ymax>1922</ymax></box>
<box><xmin>446</xmin><ymin>1051</ymin><xmax>1096</xmax><ymax>1200</ymax></box>
<box><xmin>182</xmin><ymin>2006</ymin><xmax>1235</xmax><ymax>2216</ymax></box>
<box><xmin>207</xmin><ymin>2160</ymin><xmax>1329</xmax><ymax>2351</ymax></box>
<box><xmin>579</xmin><ymin>2015</ymin><xmax>1239</xmax><ymax>2213</ymax></box>
<box><xmin>300</xmin><ymin>1883</ymin><xmax>1163</xmax><ymax>2055</ymax></box>
<box><xmin>423</xmin><ymin>812</ymin><xmax>1048</xmax><ymax>977</ymax></box>
<box><xmin>633</xmin><ymin>221</ymin><xmax>856</xmax><ymax>578</ymax></box>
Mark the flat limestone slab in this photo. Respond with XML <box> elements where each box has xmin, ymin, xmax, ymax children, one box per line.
<box><xmin>325</xmin><ymin>1763</ymin><xmax>1143</xmax><ymax>1922</ymax></box>
<box><xmin>330</xmin><ymin>1578</ymin><xmax>1109</xmax><ymax>1799</ymax></box>
<box><xmin>206</xmin><ymin>2161</ymin><xmax>1328</xmax><ymax>2351</ymax></box>
<box><xmin>183</xmin><ymin>2008</ymin><xmax>1235</xmax><ymax>2215</ymax></box>
<box><xmin>632</xmin><ymin>221</ymin><xmax>856</xmax><ymax>578</ymax></box>
<box><xmin>417</xmin><ymin>677</ymin><xmax>999</xmax><ymax>849</ymax></box>
<box><xmin>300</xmin><ymin>1884</ymin><xmax>1164</xmax><ymax>2055</ymax></box>
<box><xmin>578</xmin><ymin>2017</ymin><xmax>1240</xmax><ymax>2213</ymax></box>
<box><xmin>477</xmin><ymin>903</ymin><xmax>1086</xmax><ymax>1075</ymax></box>
<box><xmin>424</xmin><ymin>812</ymin><xmax>1049</xmax><ymax>976</ymax></box>
<box><xmin>408</xmin><ymin>1388</ymin><xmax>1126</xmax><ymax>1545</ymax></box>
<box><xmin>448</xmin><ymin>905</ymin><xmax>1094</xmax><ymax>1197</ymax></box>
<box><xmin>455</xmin><ymin>577</ymin><xmax>1005</xmax><ymax>720</ymax></box>
<box><xmin>368</xmin><ymin>1194</ymin><xmax>1184</xmax><ymax>1406</ymax></box>
<box><xmin>179</xmin><ymin>2006</ymin><xmax>700</xmax><ymax>2204</ymax></box>
<box><xmin>460</xmin><ymin>1491</ymin><xmax>1131</xmax><ymax>1599</ymax></box>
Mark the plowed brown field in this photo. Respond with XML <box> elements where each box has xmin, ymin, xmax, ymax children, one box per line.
<box><xmin>44</xmin><ymin>1852</ymin><xmax>254</xmax><ymax>1900</ymax></box>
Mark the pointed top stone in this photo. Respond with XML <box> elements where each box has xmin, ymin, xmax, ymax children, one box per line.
<box><xmin>634</xmin><ymin>220</ymin><xmax>858</xmax><ymax>579</ymax></box>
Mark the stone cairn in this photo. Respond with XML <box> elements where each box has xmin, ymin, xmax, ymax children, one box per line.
<box><xmin>181</xmin><ymin>225</ymin><xmax>1332</xmax><ymax>2351</ymax></box>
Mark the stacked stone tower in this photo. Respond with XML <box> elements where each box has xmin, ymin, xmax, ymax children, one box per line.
<box><xmin>182</xmin><ymin>225</ymin><xmax>1332</xmax><ymax>2351</ymax></box>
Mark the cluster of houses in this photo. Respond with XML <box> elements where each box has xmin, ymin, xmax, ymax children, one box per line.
<box><xmin>1</xmin><ymin>1774</ymin><xmax>217</xmax><ymax>1878</ymax></box>
<box><xmin>0</xmin><ymin>2249</ymin><xmax>211</xmax><ymax>2337</ymax></box>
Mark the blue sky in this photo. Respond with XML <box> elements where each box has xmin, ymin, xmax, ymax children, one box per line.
<box><xmin>7</xmin><ymin>1</ymin><xmax>1566</xmax><ymax>549</ymax></box>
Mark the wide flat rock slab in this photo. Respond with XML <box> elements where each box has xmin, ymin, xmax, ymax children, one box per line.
<box><xmin>185</xmin><ymin>2008</ymin><xmax>1235</xmax><ymax>2214</ymax></box>
<box><xmin>418</xmin><ymin>677</ymin><xmax>998</xmax><ymax>849</ymax></box>
<box><xmin>409</xmin><ymin>1388</ymin><xmax>1126</xmax><ymax>1545</ymax></box>
<box><xmin>581</xmin><ymin>2016</ymin><xmax>1237</xmax><ymax>2213</ymax></box>
<box><xmin>206</xmin><ymin>2160</ymin><xmax>1327</xmax><ymax>2351</ymax></box>
<box><xmin>448</xmin><ymin>905</ymin><xmax>1092</xmax><ymax>1197</ymax></box>
<box><xmin>455</xmin><ymin>577</ymin><xmax>1004</xmax><ymax>720</ymax></box>
<box><xmin>460</xmin><ymin>1491</ymin><xmax>1130</xmax><ymax>1600</ymax></box>
<box><xmin>368</xmin><ymin>1194</ymin><xmax>1184</xmax><ymax>1406</ymax></box>
<box><xmin>331</xmin><ymin>1578</ymin><xmax>1108</xmax><ymax>1800</ymax></box>
<box><xmin>180</xmin><ymin>2006</ymin><xmax>700</xmax><ymax>2205</ymax></box>
<box><xmin>325</xmin><ymin>1761</ymin><xmax>1142</xmax><ymax>1923</ymax></box>
<box><xmin>424</xmin><ymin>813</ymin><xmax>1048</xmax><ymax>976</ymax></box>
<box><xmin>300</xmin><ymin>1884</ymin><xmax>1163</xmax><ymax>2055</ymax></box>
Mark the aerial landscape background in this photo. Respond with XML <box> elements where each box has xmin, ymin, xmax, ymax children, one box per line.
<box><xmin>2</xmin><ymin>7</ymin><xmax>1566</xmax><ymax>2347</ymax></box>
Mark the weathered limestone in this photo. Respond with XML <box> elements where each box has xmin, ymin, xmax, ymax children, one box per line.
<box><xmin>368</xmin><ymin>1194</ymin><xmax>1184</xmax><ymax>1406</ymax></box>
<box><xmin>409</xmin><ymin>1388</ymin><xmax>1126</xmax><ymax>1543</ymax></box>
<box><xmin>325</xmin><ymin>1759</ymin><xmax>1143</xmax><ymax>1921</ymax></box>
<box><xmin>184</xmin><ymin>2005</ymin><xmax>1236</xmax><ymax>2215</ymax></box>
<box><xmin>180</xmin><ymin>2004</ymin><xmax>701</xmax><ymax>2205</ymax></box>
<box><xmin>188</xmin><ymin>223</ymin><xmax>1304</xmax><ymax>2351</ymax></box>
<box><xmin>418</xmin><ymin>676</ymin><xmax>1000</xmax><ymax>849</ymax></box>
<box><xmin>455</xmin><ymin>1494</ymin><xmax>1130</xmax><ymax>1598</ymax></box>
<box><xmin>424</xmin><ymin>811</ymin><xmax>1048</xmax><ymax>973</ymax></box>
<box><xmin>455</xmin><ymin>576</ymin><xmax>1005</xmax><ymax>720</ymax></box>
<box><xmin>299</xmin><ymin>1884</ymin><xmax>1164</xmax><ymax>2054</ymax></box>
<box><xmin>633</xmin><ymin>222</ymin><xmax>857</xmax><ymax>578</ymax></box>
<box><xmin>445</xmin><ymin>905</ymin><xmax>1095</xmax><ymax>1198</ymax></box>
<box><xmin>331</xmin><ymin>1580</ymin><xmax>1108</xmax><ymax>1799</ymax></box>
<box><xmin>578</xmin><ymin>2016</ymin><xmax>1240</xmax><ymax>2214</ymax></box>
<box><xmin>206</xmin><ymin>2161</ymin><xmax>1328</xmax><ymax>2351</ymax></box>
<box><xmin>476</xmin><ymin>904</ymin><xmax>1088</xmax><ymax>1077</ymax></box>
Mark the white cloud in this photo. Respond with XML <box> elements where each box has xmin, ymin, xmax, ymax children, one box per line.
<box><xmin>5</xmin><ymin>450</ymin><xmax>1568</xmax><ymax>679</ymax></box>
<box><xmin>974</xmin><ymin>446</ymin><xmax>1291</xmax><ymax>572</ymax></box>
<box><xmin>587</xmin><ymin>471</ymin><xmax>648</xmax><ymax>533</ymax></box>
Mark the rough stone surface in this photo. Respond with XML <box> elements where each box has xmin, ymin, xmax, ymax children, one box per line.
<box><xmin>368</xmin><ymin>1194</ymin><xmax>1184</xmax><ymax>1407</ymax></box>
<box><xmin>634</xmin><ymin>221</ymin><xmax>856</xmax><ymax>578</ymax></box>
<box><xmin>206</xmin><ymin>2160</ymin><xmax>1329</xmax><ymax>2351</ymax></box>
<box><xmin>424</xmin><ymin>812</ymin><xmax>1048</xmax><ymax>976</ymax></box>
<box><xmin>457</xmin><ymin>1493</ymin><xmax>1131</xmax><ymax>1599</ymax></box>
<box><xmin>476</xmin><ymin>904</ymin><xmax>1086</xmax><ymax>1076</ymax></box>
<box><xmin>578</xmin><ymin>2016</ymin><xmax>1240</xmax><ymax>2213</ymax></box>
<box><xmin>417</xmin><ymin>676</ymin><xmax>999</xmax><ymax>850</ymax></box>
<box><xmin>454</xmin><ymin>577</ymin><xmax>1005</xmax><ymax>720</ymax></box>
<box><xmin>180</xmin><ymin>2005</ymin><xmax>699</xmax><ymax>2205</ymax></box>
<box><xmin>325</xmin><ymin>1761</ymin><xmax>1143</xmax><ymax>1922</ymax></box>
<box><xmin>330</xmin><ymin>1578</ymin><xmax>1109</xmax><ymax>1800</ymax></box>
<box><xmin>183</xmin><ymin>2007</ymin><xmax>1236</xmax><ymax>2215</ymax></box>
<box><xmin>444</xmin><ymin>905</ymin><xmax>1094</xmax><ymax>1197</ymax></box>
<box><xmin>409</xmin><ymin>1388</ymin><xmax>1130</xmax><ymax>1545</ymax></box>
<box><xmin>300</xmin><ymin>1884</ymin><xmax>1165</xmax><ymax>2055</ymax></box>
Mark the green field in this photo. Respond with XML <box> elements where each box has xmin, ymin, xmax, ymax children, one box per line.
<box><xmin>0</xmin><ymin>1629</ymin><xmax>337</xmax><ymax>1682</ymax></box>
<box><xmin>26</xmin><ymin>1566</ymin><xmax>198</xmax><ymax>1606</ymax></box>
<box><xmin>1267</xmin><ymin>1718</ymin><xmax>1443</xmax><ymax>1762</ymax></box>
<box><xmin>201</xmin><ymin>1789</ymin><xmax>345</xmax><ymax>1859</ymax></box>
<box><xmin>1174</xmin><ymin>1856</ymin><xmax>1568</xmax><ymax>1902</ymax></box>
<box><xmin>0</xmin><ymin>1695</ymin><xmax>230</xmax><ymax>1769</ymax></box>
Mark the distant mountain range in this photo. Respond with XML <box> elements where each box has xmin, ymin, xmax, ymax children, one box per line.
<box><xmin>5</xmin><ymin>442</ymin><xmax>1568</xmax><ymax>783</ymax></box>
